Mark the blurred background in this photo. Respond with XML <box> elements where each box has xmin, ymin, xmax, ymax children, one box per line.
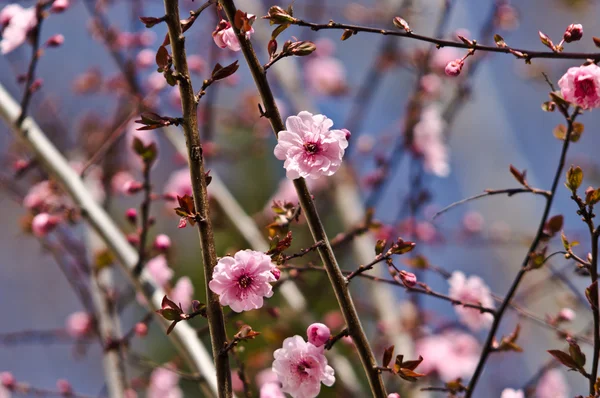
<box><xmin>1</xmin><ymin>0</ymin><xmax>600</xmax><ymax>396</ymax></box>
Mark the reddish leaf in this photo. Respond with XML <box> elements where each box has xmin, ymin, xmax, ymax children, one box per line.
<box><xmin>382</xmin><ymin>345</ymin><xmax>394</xmax><ymax>367</ymax></box>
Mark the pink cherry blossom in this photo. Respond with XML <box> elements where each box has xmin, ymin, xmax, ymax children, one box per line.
<box><xmin>147</xmin><ymin>366</ymin><xmax>182</xmax><ymax>398</ymax></box>
<box><xmin>0</xmin><ymin>4</ymin><xmax>37</xmax><ymax>54</ymax></box>
<box><xmin>501</xmin><ymin>389</ymin><xmax>524</xmax><ymax>398</ymax></box>
<box><xmin>260</xmin><ymin>383</ymin><xmax>285</xmax><ymax>398</ymax></box>
<box><xmin>0</xmin><ymin>372</ymin><xmax>15</xmax><ymax>389</ymax></box>
<box><xmin>136</xmin><ymin>49</ymin><xmax>155</xmax><ymax>69</ymax></box>
<box><xmin>272</xmin><ymin>335</ymin><xmax>335</xmax><ymax>398</ymax></box>
<box><xmin>208</xmin><ymin>250</ymin><xmax>277</xmax><ymax>312</ymax></box>
<box><xmin>536</xmin><ymin>369</ymin><xmax>569</xmax><ymax>398</ymax></box>
<box><xmin>558</xmin><ymin>64</ymin><xmax>600</xmax><ymax>109</ymax></box>
<box><xmin>66</xmin><ymin>312</ymin><xmax>93</xmax><ymax>338</ymax></box>
<box><xmin>274</xmin><ymin>111</ymin><xmax>349</xmax><ymax>180</ymax></box>
<box><xmin>412</xmin><ymin>105</ymin><xmax>450</xmax><ymax>177</ymax></box>
<box><xmin>170</xmin><ymin>276</ymin><xmax>194</xmax><ymax>312</ymax></box>
<box><xmin>431</xmin><ymin>47</ymin><xmax>462</xmax><ymax>74</ymax></box>
<box><xmin>563</xmin><ymin>24</ymin><xmax>583</xmax><ymax>43</ymax></box>
<box><xmin>164</xmin><ymin>169</ymin><xmax>192</xmax><ymax>201</ymax></box>
<box><xmin>256</xmin><ymin>369</ymin><xmax>279</xmax><ymax>387</ymax></box>
<box><xmin>146</xmin><ymin>255</ymin><xmax>173</xmax><ymax>287</ymax></box>
<box><xmin>416</xmin><ymin>330</ymin><xmax>480</xmax><ymax>382</ymax></box>
<box><xmin>307</xmin><ymin>323</ymin><xmax>330</xmax><ymax>347</ymax></box>
<box><xmin>134</xmin><ymin>322</ymin><xmax>148</xmax><ymax>337</ymax></box>
<box><xmin>557</xmin><ymin>307</ymin><xmax>575</xmax><ymax>322</ymax></box>
<box><xmin>304</xmin><ymin>55</ymin><xmax>347</xmax><ymax>96</ymax></box>
<box><xmin>31</xmin><ymin>213</ymin><xmax>60</xmax><ymax>237</ymax></box>
<box><xmin>448</xmin><ymin>271</ymin><xmax>494</xmax><ymax>331</ymax></box>
<box><xmin>212</xmin><ymin>19</ymin><xmax>254</xmax><ymax>52</ymax></box>
<box><xmin>388</xmin><ymin>394</ymin><xmax>401</xmax><ymax>398</ymax></box>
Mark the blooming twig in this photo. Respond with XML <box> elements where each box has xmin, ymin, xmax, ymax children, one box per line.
<box><xmin>162</xmin><ymin>0</ymin><xmax>232</xmax><ymax>395</ymax></box>
<box><xmin>220</xmin><ymin>0</ymin><xmax>388</xmax><ymax>395</ymax></box>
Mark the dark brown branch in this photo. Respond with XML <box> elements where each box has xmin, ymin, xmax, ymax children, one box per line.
<box><xmin>162</xmin><ymin>0</ymin><xmax>231</xmax><ymax>396</ymax></box>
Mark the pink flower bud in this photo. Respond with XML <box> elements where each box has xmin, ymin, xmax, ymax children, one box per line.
<box><xmin>50</xmin><ymin>0</ymin><xmax>69</xmax><ymax>13</ymax></box>
<box><xmin>31</xmin><ymin>213</ymin><xmax>60</xmax><ymax>237</ymax></box>
<box><xmin>306</xmin><ymin>322</ymin><xmax>330</xmax><ymax>347</ymax></box>
<box><xmin>399</xmin><ymin>270</ymin><xmax>417</xmax><ymax>287</ymax></box>
<box><xmin>444</xmin><ymin>59</ymin><xmax>463</xmax><ymax>77</ymax></box>
<box><xmin>56</xmin><ymin>379</ymin><xmax>72</xmax><ymax>395</ymax></box>
<box><xmin>134</xmin><ymin>322</ymin><xmax>148</xmax><ymax>337</ymax></box>
<box><xmin>125</xmin><ymin>208</ymin><xmax>137</xmax><ymax>224</ymax></box>
<box><xmin>271</xmin><ymin>267</ymin><xmax>281</xmax><ymax>280</ymax></box>
<box><xmin>46</xmin><ymin>34</ymin><xmax>64</xmax><ymax>47</ymax></box>
<box><xmin>127</xmin><ymin>234</ymin><xmax>140</xmax><ymax>246</ymax></box>
<box><xmin>0</xmin><ymin>372</ymin><xmax>15</xmax><ymax>389</ymax></box>
<box><xmin>558</xmin><ymin>308</ymin><xmax>576</xmax><ymax>322</ymax></box>
<box><xmin>66</xmin><ymin>312</ymin><xmax>93</xmax><ymax>338</ymax></box>
<box><xmin>564</xmin><ymin>24</ymin><xmax>583</xmax><ymax>43</ymax></box>
<box><xmin>123</xmin><ymin>180</ymin><xmax>143</xmax><ymax>195</ymax></box>
<box><xmin>388</xmin><ymin>394</ymin><xmax>401</xmax><ymax>398</ymax></box>
<box><xmin>153</xmin><ymin>234</ymin><xmax>171</xmax><ymax>251</ymax></box>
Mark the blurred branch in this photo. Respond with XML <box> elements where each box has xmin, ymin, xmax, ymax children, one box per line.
<box><xmin>0</xmin><ymin>82</ymin><xmax>219</xmax><ymax>398</ymax></box>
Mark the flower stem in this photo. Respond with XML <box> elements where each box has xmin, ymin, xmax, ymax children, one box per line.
<box><xmin>163</xmin><ymin>1</ymin><xmax>231</xmax><ymax>396</ymax></box>
<box><xmin>219</xmin><ymin>1</ymin><xmax>387</xmax><ymax>395</ymax></box>
<box><xmin>466</xmin><ymin>109</ymin><xmax>578</xmax><ymax>397</ymax></box>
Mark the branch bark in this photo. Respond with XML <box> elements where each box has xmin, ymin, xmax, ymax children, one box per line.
<box><xmin>219</xmin><ymin>1</ymin><xmax>387</xmax><ymax>395</ymax></box>
<box><xmin>162</xmin><ymin>1</ymin><xmax>232</xmax><ymax>396</ymax></box>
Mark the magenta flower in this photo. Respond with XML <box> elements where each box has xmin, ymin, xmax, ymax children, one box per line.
<box><xmin>416</xmin><ymin>330</ymin><xmax>480</xmax><ymax>382</ymax></box>
<box><xmin>274</xmin><ymin>111</ymin><xmax>349</xmax><ymax>180</ymax></box>
<box><xmin>0</xmin><ymin>4</ymin><xmax>37</xmax><ymax>54</ymax></box>
<box><xmin>448</xmin><ymin>271</ymin><xmax>494</xmax><ymax>331</ymax></box>
<box><xmin>272</xmin><ymin>335</ymin><xmax>335</xmax><ymax>398</ymax></box>
<box><xmin>558</xmin><ymin>64</ymin><xmax>600</xmax><ymax>110</ymax></box>
<box><xmin>212</xmin><ymin>19</ymin><xmax>253</xmax><ymax>52</ymax></box>
<box><xmin>444</xmin><ymin>59</ymin><xmax>464</xmax><ymax>77</ymax></box>
<box><xmin>148</xmin><ymin>365</ymin><xmax>182</xmax><ymax>398</ymax></box>
<box><xmin>208</xmin><ymin>250</ymin><xmax>277</xmax><ymax>312</ymax></box>
<box><xmin>31</xmin><ymin>213</ymin><xmax>60</xmax><ymax>237</ymax></box>
<box><xmin>536</xmin><ymin>369</ymin><xmax>568</xmax><ymax>398</ymax></box>
<box><xmin>306</xmin><ymin>323</ymin><xmax>330</xmax><ymax>347</ymax></box>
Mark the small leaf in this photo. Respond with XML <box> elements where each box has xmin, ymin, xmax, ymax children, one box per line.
<box><xmin>586</xmin><ymin>281</ymin><xmax>598</xmax><ymax>310</ymax></box>
<box><xmin>391</xmin><ymin>239</ymin><xmax>416</xmax><ymax>255</ymax></box>
<box><xmin>571</xmin><ymin>122</ymin><xmax>584</xmax><ymax>142</ymax></box>
<box><xmin>382</xmin><ymin>345</ymin><xmax>394</xmax><ymax>367</ymax></box>
<box><xmin>541</xmin><ymin>101</ymin><xmax>556</xmax><ymax>112</ymax></box>
<box><xmin>156</xmin><ymin>46</ymin><xmax>169</xmax><ymax>70</ymax></box>
<box><xmin>553</xmin><ymin>124</ymin><xmax>567</xmax><ymax>141</ymax></box>
<box><xmin>494</xmin><ymin>34</ymin><xmax>506</xmax><ymax>48</ymax></box>
<box><xmin>340</xmin><ymin>29</ymin><xmax>354</xmax><ymax>41</ymax></box>
<box><xmin>586</xmin><ymin>188</ymin><xmax>600</xmax><ymax>205</ymax></box>
<box><xmin>539</xmin><ymin>31</ymin><xmax>555</xmax><ymax>50</ymax></box>
<box><xmin>593</xmin><ymin>36</ymin><xmax>600</xmax><ymax>48</ymax></box>
<box><xmin>568</xmin><ymin>340</ymin><xmax>586</xmax><ymax>368</ymax></box>
<box><xmin>392</xmin><ymin>17</ymin><xmax>411</xmax><ymax>32</ymax></box>
<box><xmin>211</xmin><ymin>61</ymin><xmax>239</xmax><ymax>81</ymax></box>
<box><xmin>547</xmin><ymin>349</ymin><xmax>579</xmax><ymax>370</ymax></box>
<box><xmin>271</xmin><ymin>23</ymin><xmax>290</xmax><ymax>40</ymax></box>
<box><xmin>401</xmin><ymin>355</ymin><xmax>423</xmax><ymax>371</ymax></box>
<box><xmin>565</xmin><ymin>165</ymin><xmax>583</xmax><ymax>192</ymax></box>
<box><xmin>375</xmin><ymin>239</ymin><xmax>387</xmax><ymax>255</ymax></box>
<box><xmin>509</xmin><ymin>164</ymin><xmax>528</xmax><ymax>187</ymax></box>
<box><xmin>546</xmin><ymin>215</ymin><xmax>564</xmax><ymax>235</ymax></box>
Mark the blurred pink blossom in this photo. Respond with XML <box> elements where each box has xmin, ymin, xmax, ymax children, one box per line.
<box><xmin>272</xmin><ymin>335</ymin><xmax>335</xmax><ymax>398</ymax></box>
<box><xmin>388</xmin><ymin>394</ymin><xmax>401</xmax><ymax>398</ymax></box>
<box><xmin>413</xmin><ymin>106</ymin><xmax>449</xmax><ymax>177</ymax></box>
<box><xmin>557</xmin><ymin>308</ymin><xmax>575</xmax><ymax>322</ymax></box>
<box><xmin>154</xmin><ymin>234</ymin><xmax>171</xmax><ymax>252</ymax></box>
<box><xmin>170</xmin><ymin>276</ymin><xmax>194</xmax><ymax>312</ymax></box>
<box><xmin>146</xmin><ymin>255</ymin><xmax>173</xmax><ymax>287</ymax></box>
<box><xmin>136</xmin><ymin>49</ymin><xmax>155</xmax><ymax>69</ymax></box>
<box><xmin>448</xmin><ymin>271</ymin><xmax>494</xmax><ymax>331</ymax></box>
<box><xmin>164</xmin><ymin>169</ymin><xmax>192</xmax><ymax>201</ymax></box>
<box><xmin>212</xmin><ymin>19</ymin><xmax>253</xmax><ymax>52</ymax></box>
<box><xmin>536</xmin><ymin>368</ymin><xmax>568</xmax><ymax>398</ymax></box>
<box><xmin>307</xmin><ymin>323</ymin><xmax>330</xmax><ymax>347</ymax></box>
<box><xmin>501</xmin><ymin>389</ymin><xmax>524</xmax><ymax>398</ymax></box>
<box><xmin>274</xmin><ymin>111</ymin><xmax>349</xmax><ymax>180</ymax></box>
<box><xmin>420</xmin><ymin>74</ymin><xmax>441</xmax><ymax>96</ymax></box>
<box><xmin>416</xmin><ymin>330</ymin><xmax>480</xmax><ymax>381</ymax></box>
<box><xmin>463</xmin><ymin>211</ymin><xmax>484</xmax><ymax>234</ymax></box>
<box><xmin>558</xmin><ymin>64</ymin><xmax>600</xmax><ymax>109</ymax></box>
<box><xmin>209</xmin><ymin>250</ymin><xmax>277</xmax><ymax>312</ymax></box>
<box><xmin>66</xmin><ymin>312</ymin><xmax>93</xmax><ymax>338</ymax></box>
<box><xmin>111</xmin><ymin>171</ymin><xmax>136</xmax><ymax>195</ymax></box>
<box><xmin>148</xmin><ymin>366</ymin><xmax>182</xmax><ymax>398</ymax></box>
<box><xmin>0</xmin><ymin>372</ymin><xmax>15</xmax><ymax>389</ymax></box>
<box><xmin>256</xmin><ymin>368</ymin><xmax>279</xmax><ymax>387</ymax></box>
<box><xmin>0</xmin><ymin>4</ymin><xmax>36</xmax><ymax>54</ymax></box>
<box><xmin>31</xmin><ymin>213</ymin><xmax>60</xmax><ymax>237</ymax></box>
<box><xmin>264</xmin><ymin>178</ymin><xmax>326</xmax><ymax>214</ymax></box>
<box><xmin>304</xmin><ymin>41</ymin><xmax>347</xmax><ymax>96</ymax></box>
<box><xmin>50</xmin><ymin>0</ymin><xmax>69</xmax><ymax>13</ymax></box>
<box><xmin>231</xmin><ymin>372</ymin><xmax>244</xmax><ymax>392</ymax></box>
<box><xmin>260</xmin><ymin>383</ymin><xmax>285</xmax><ymax>398</ymax></box>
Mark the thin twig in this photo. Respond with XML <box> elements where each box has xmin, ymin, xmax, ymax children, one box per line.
<box><xmin>465</xmin><ymin>107</ymin><xmax>579</xmax><ymax>397</ymax></box>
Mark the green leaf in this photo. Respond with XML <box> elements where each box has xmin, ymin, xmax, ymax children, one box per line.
<box><xmin>565</xmin><ymin>165</ymin><xmax>583</xmax><ymax>192</ymax></box>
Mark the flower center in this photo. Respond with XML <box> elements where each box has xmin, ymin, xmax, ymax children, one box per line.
<box><xmin>238</xmin><ymin>275</ymin><xmax>252</xmax><ymax>289</ymax></box>
<box><xmin>296</xmin><ymin>360</ymin><xmax>311</xmax><ymax>375</ymax></box>
<box><xmin>576</xmin><ymin>77</ymin><xmax>596</xmax><ymax>98</ymax></box>
<box><xmin>304</xmin><ymin>142</ymin><xmax>320</xmax><ymax>154</ymax></box>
